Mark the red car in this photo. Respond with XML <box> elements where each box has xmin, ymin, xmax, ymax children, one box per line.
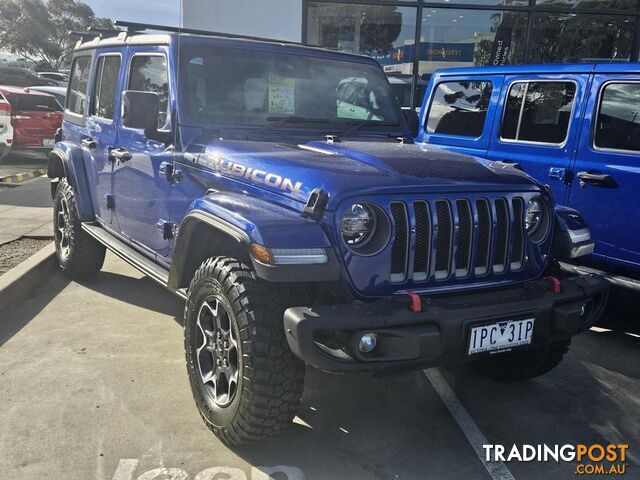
<box><xmin>0</xmin><ymin>85</ymin><xmax>63</xmax><ymax>161</ymax></box>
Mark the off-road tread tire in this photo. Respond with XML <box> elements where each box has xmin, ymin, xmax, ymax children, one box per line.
<box><xmin>54</xmin><ymin>178</ymin><xmax>105</xmax><ymax>279</ymax></box>
<box><xmin>185</xmin><ymin>256</ymin><xmax>305</xmax><ymax>446</ymax></box>
<box><xmin>478</xmin><ymin>339</ymin><xmax>571</xmax><ymax>382</ymax></box>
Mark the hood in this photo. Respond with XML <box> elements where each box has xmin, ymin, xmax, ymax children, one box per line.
<box><xmin>196</xmin><ymin>138</ymin><xmax>539</xmax><ymax>209</ymax></box>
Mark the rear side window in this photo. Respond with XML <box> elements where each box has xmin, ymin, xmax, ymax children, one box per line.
<box><xmin>128</xmin><ymin>55</ymin><xmax>169</xmax><ymax>128</ymax></box>
<box><xmin>92</xmin><ymin>55</ymin><xmax>121</xmax><ymax>120</ymax></box>
<box><xmin>594</xmin><ymin>83</ymin><xmax>640</xmax><ymax>153</ymax></box>
<box><xmin>426</xmin><ymin>81</ymin><xmax>493</xmax><ymax>137</ymax></box>
<box><xmin>67</xmin><ymin>56</ymin><xmax>91</xmax><ymax>116</ymax></box>
<box><xmin>501</xmin><ymin>81</ymin><xmax>576</xmax><ymax>145</ymax></box>
<box><xmin>5</xmin><ymin>93</ymin><xmax>61</xmax><ymax>112</ymax></box>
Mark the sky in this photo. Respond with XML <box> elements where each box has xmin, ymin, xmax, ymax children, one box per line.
<box><xmin>84</xmin><ymin>0</ymin><xmax>181</xmax><ymax>27</ymax></box>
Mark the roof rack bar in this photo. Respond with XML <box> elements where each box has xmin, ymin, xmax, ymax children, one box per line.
<box><xmin>69</xmin><ymin>30</ymin><xmax>99</xmax><ymax>40</ymax></box>
<box><xmin>113</xmin><ymin>20</ymin><xmax>306</xmax><ymax>46</ymax></box>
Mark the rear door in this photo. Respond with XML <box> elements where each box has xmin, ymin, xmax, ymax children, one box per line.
<box><xmin>418</xmin><ymin>75</ymin><xmax>503</xmax><ymax>158</ymax></box>
<box><xmin>85</xmin><ymin>52</ymin><xmax>123</xmax><ymax>226</ymax></box>
<box><xmin>487</xmin><ymin>74</ymin><xmax>589</xmax><ymax>204</ymax></box>
<box><xmin>568</xmin><ymin>75</ymin><xmax>640</xmax><ymax>267</ymax></box>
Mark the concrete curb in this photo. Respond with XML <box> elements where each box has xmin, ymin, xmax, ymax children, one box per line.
<box><xmin>0</xmin><ymin>168</ymin><xmax>47</xmax><ymax>184</ymax></box>
<box><xmin>0</xmin><ymin>242</ymin><xmax>56</xmax><ymax>311</ymax></box>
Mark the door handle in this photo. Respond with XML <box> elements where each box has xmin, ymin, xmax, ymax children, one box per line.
<box><xmin>109</xmin><ymin>148</ymin><xmax>132</xmax><ymax>163</ymax></box>
<box><xmin>81</xmin><ymin>137</ymin><xmax>97</xmax><ymax>150</ymax></box>
<box><xmin>576</xmin><ymin>171</ymin><xmax>615</xmax><ymax>187</ymax></box>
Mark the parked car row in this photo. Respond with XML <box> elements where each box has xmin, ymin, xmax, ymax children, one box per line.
<box><xmin>0</xmin><ymin>67</ymin><xmax>67</xmax><ymax>162</ymax></box>
<box><xmin>416</xmin><ymin>63</ymin><xmax>640</xmax><ymax>284</ymax></box>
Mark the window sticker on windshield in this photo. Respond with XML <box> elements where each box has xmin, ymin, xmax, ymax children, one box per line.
<box><xmin>268</xmin><ymin>76</ymin><xmax>295</xmax><ymax>114</ymax></box>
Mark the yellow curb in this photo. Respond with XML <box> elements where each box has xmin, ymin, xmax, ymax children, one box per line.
<box><xmin>0</xmin><ymin>168</ymin><xmax>47</xmax><ymax>184</ymax></box>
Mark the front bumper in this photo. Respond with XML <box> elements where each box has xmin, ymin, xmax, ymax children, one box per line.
<box><xmin>283</xmin><ymin>274</ymin><xmax>609</xmax><ymax>373</ymax></box>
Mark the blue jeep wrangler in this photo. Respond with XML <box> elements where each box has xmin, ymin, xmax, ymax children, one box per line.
<box><xmin>418</xmin><ymin>63</ymin><xmax>640</xmax><ymax>287</ymax></box>
<box><xmin>49</xmin><ymin>23</ymin><xmax>608</xmax><ymax>446</ymax></box>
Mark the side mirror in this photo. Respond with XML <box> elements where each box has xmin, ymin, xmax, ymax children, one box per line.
<box><xmin>122</xmin><ymin>90</ymin><xmax>160</xmax><ymax>131</ymax></box>
<box><xmin>403</xmin><ymin>108</ymin><xmax>419</xmax><ymax>138</ymax></box>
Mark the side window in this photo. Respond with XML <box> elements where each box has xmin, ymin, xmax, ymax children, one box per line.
<box><xmin>501</xmin><ymin>81</ymin><xmax>576</xmax><ymax>145</ymax></box>
<box><xmin>426</xmin><ymin>81</ymin><xmax>493</xmax><ymax>137</ymax></box>
<box><xmin>128</xmin><ymin>55</ymin><xmax>169</xmax><ymax>128</ymax></box>
<box><xmin>92</xmin><ymin>55</ymin><xmax>121</xmax><ymax>120</ymax></box>
<box><xmin>67</xmin><ymin>56</ymin><xmax>91</xmax><ymax>116</ymax></box>
<box><xmin>594</xmin><ymin>83</ymin><xmax>640</xmax><ymax>153</ymax></box>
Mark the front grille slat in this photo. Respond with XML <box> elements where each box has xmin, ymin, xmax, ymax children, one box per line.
<box><xmin>511</xmin><ymin>198</ymin><xmax>525</xmax><ymax>270</ymax></box>
<box><xmin>412</xmin><ymin>201</ymin><xmax>431</xmax><ymax>281</ymax></box>
<box><xmin>455</xmin><ymin>200</ymin><xmax>473</xmax><ymax>277</ymax></box>
<box><xmin>474</xmin><ymin>199</ymin><xmax>491</xmax><ymax>276</ymax></box>
<box><xmin>390</xmin><ymin>202</ymin><xmax>409</xmax><ymax>283</ymax></box>
<box><xmin>493</xmin><ymin>198</ymin><xmax>510</xmax><ymax>273</ymax></box>
<box><xmin>434</xmin><ymin>200</ymin><xmax>453</xmax><ymax>280</ymax></box>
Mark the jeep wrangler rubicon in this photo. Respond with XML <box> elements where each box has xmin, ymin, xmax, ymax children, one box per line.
<box><xmin>49</xmin><ymin>22</ymin><xmax>608</xmax><ymax>446</ymax></box>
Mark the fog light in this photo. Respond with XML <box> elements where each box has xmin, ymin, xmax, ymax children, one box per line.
<box><xmin>358</xmin><ymin>332</ymin><xmax>378</xmax><ymax>353</ymax></box>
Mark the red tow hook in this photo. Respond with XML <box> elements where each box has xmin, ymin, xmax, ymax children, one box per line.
<box><xmin>548</xmin><ymin>276</ymin><xmax>562</xmax><ymax>294</ymax></box>
<box><xmin>407</xmin><ymin>290</ymin><xmax>422</xmax><ymax>313</ymax></box>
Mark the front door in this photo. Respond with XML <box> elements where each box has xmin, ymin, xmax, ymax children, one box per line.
<box><xmin>487</xmin><ymin>75</ymin><xmax>588</xmax><ymax>205</ymax></box>
<box><xmin>569</xmin><ymin>75</ymin><xmax>640</xmax><ymax>268</ymax></box>
<box><xmin>112</xmin><ymin>48</ymin><xmax>173</xmax><ymax>260</ymax></box>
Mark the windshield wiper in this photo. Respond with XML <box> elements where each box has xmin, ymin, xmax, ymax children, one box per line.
<box><xmin>253</xmin><ymin>115</ymin><xmax>331</xmax><ymax>135</ymax></box>
<box><xmin>341</xmin><ymin>119</ymin><xmax>401</xmax><ymax>138</ymax></box>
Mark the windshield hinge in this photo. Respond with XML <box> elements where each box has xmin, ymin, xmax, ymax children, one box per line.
<box><xmin>159</xmin><ymin>161</ymin><xmax>183</xmax><ymax>183</ymax></box>
<box><xmin>325</xmin><ymin>135</ymin><xmax>340</xmax><ymax>144</ymax></box>
<box><xmin>157</xmin><ymin>219</ymin><xmax>176</xmax><ymax>240</ymax></box>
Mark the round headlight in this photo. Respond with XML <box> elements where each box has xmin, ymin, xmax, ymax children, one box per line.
<box><xmin>524</xmin><ymin>198</ymin><xmax>545</xmax><ymax>236</ymax></box>
<box><xmin>342</xmin><ymin>203</ymin><xmax>377</xmax><ymax>247</ymax></box>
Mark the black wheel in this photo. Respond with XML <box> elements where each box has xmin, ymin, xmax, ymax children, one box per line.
<box><xmin>53</xmin><ymin>178</ymin><xmax>106</xmax><ymax>279</ymax></box>
<box><xmin>476</xmin><ymin>339</ymin><xmax>571</xmax><ymax>382</ymax></box>
<box><xmin>184</xmin><ymin>257</ymin><xmax>305</xmax><ymax>446</ymax></box>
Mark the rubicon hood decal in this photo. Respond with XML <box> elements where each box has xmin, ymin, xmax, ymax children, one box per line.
<box><xmin>205</xmin><ymin>150</ymin><xmax>304</xmax><ymax>195</ymax></box>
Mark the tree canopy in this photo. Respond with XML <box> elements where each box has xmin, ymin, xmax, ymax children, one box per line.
<box><xmin>0</xmin><ymin>0</ymin><xmax>113</xmax><ymax>70</ymax></box>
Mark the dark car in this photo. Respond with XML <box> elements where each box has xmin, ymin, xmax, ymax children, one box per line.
<box><xmin>48</xmin><ymin>24</ymin><xmax>608</xmax><ymax>447</ymax></box>
<box><xmin>0</xmin><ymin>67</ymin><xmax>56</xmax><ymax>87</ymax></box>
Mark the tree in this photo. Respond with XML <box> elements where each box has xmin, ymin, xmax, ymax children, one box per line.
<box><xmin>0</xmin><ymin>0</ymin><xmax>113</xmax><ymax>70</ymax></box>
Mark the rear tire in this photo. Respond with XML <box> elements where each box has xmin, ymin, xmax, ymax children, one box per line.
<box><xmin>184</xmin><ymin>256</ymin><xmax>305</xmax><ymax>446</ymax></box>
<box><xmin>477</xmin><ymin>339</ymin><xmax>571</xmax><ymax>382</ymax></box>
<box><xmin>53</xmin><ymin>178</ymin><xmax>105</xmax><ymax>279</ymax></box>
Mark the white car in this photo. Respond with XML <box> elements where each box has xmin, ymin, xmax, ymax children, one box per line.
<box><xmin>36</xmin><ymin>72</ymin><xmax>68</xmax><ymax>87</ymax></box>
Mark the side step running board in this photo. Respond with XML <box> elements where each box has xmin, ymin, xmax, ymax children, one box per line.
<box><xmin>559</xmin><ymin>261</ymin><xmax>640</xmax><ymax>292</ymax></box>
<box><xmin>82</xmin><ymin>223</ymin><xmax>171</xmax><ymax>289</ymax></box>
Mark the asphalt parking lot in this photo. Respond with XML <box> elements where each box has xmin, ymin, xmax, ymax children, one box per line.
<box><xmin>1</xmin><ymin>253</ymin><xmax>638</xmax><ymax>480</ymax></box>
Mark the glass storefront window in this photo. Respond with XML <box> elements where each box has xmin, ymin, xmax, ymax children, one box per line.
<box><xmin>307</xmin><ymin>2</ymin><xmax>418</xmax><ymax>106</ymax></box>
<box><xmin>427</xmin><ymin>0</ymin><xmax>528</xmax><ymax>6</ymax></box>
<box><xmin>529</xmin><ymin>14</ymin><xmax>634</xmax><ymax>63</ymax></box>
<box><xmin>418</xmin><ymin>9</ymin><xmax>528</xmax><ymax>77</ymax></box>
<box><xmin>535</xmin><ymin>0</ymin><xmax>639</xmax><ymax>10</ymax></box>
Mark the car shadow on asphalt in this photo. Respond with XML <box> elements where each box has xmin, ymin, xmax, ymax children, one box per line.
<box><xmin>0</xmin><ymin>269</ymin><xmax>70</xmax><ymax>348</ymax></box>
<box><xmin>78</xmin><ymin>270</ymin><xmax>185</xmax><ymax>325</ymax></box>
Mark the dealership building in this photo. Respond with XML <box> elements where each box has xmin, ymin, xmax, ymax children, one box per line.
<box><xmin>183</xmin><ymin>0</ymin><xmax>640</xmax><ymax>108</ymax></box>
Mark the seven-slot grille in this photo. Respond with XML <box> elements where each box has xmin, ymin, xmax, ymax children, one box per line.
<box><xmin>389</xmin><ymin>197</ymin><xmax>526</xmax><ymax>283</ymax></box>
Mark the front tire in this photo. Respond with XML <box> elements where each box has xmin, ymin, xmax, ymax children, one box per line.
<box><xmin>53</xmin><ymin>178</ymin><xmax>105</xmax><ymax>279</ymax></box>
<box><xmin>184</xmin><ymin>257</ymin><xmax>305</xmax><ymax>446</ymax></box>
<box><xmin>477</xmin><ymin>339</ymin><xmax>571</xmax><ymax>382</ymax></box>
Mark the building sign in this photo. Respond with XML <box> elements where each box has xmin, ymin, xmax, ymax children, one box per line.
<box><xmin>489</xmin><ymin>20</ymin><xmax>514</xmax><ymax>66</ymax></box>
<box><xmin>373</xmin><ymin>42</ymin><xmax>475</xmax><ymax>66</ymax></box>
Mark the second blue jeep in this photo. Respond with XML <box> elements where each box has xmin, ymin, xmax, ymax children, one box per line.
<box><xmin>49</xmin><ymin>23</ymin><xmax>608</xmax><ymax>446</ymax></box>
<box><xmin>418</xmin><ymin>63</ymin><xmax>640</xmax><ymax>286</ymax></box>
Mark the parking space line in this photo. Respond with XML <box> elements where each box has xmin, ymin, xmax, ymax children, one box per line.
<box><xmin>424</xmin><ymin>368</ymin><xmax>515</xmax><ymax>480</ymax></box>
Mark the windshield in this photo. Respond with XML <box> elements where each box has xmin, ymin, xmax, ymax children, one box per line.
<box><xmin>180</xmin><ymin>45</ymin><xmax>402</xmax><ymax>132</ymax></box>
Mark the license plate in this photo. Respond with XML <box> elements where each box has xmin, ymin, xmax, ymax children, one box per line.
<box><xmin>468</xmin><ymin>318</ymin><xmax>535</xmax><ymax>355</ymax></box>
<box><xmin>42</xmin><ymin>138</ymin><xmax>55</xmax><ymax>147</ymax></box>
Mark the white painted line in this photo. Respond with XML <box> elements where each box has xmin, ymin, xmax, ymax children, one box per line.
<box><xmin>424</xmin><ymin>368</ymin><xmax>516</xmax><ymax>480</ymax></box>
